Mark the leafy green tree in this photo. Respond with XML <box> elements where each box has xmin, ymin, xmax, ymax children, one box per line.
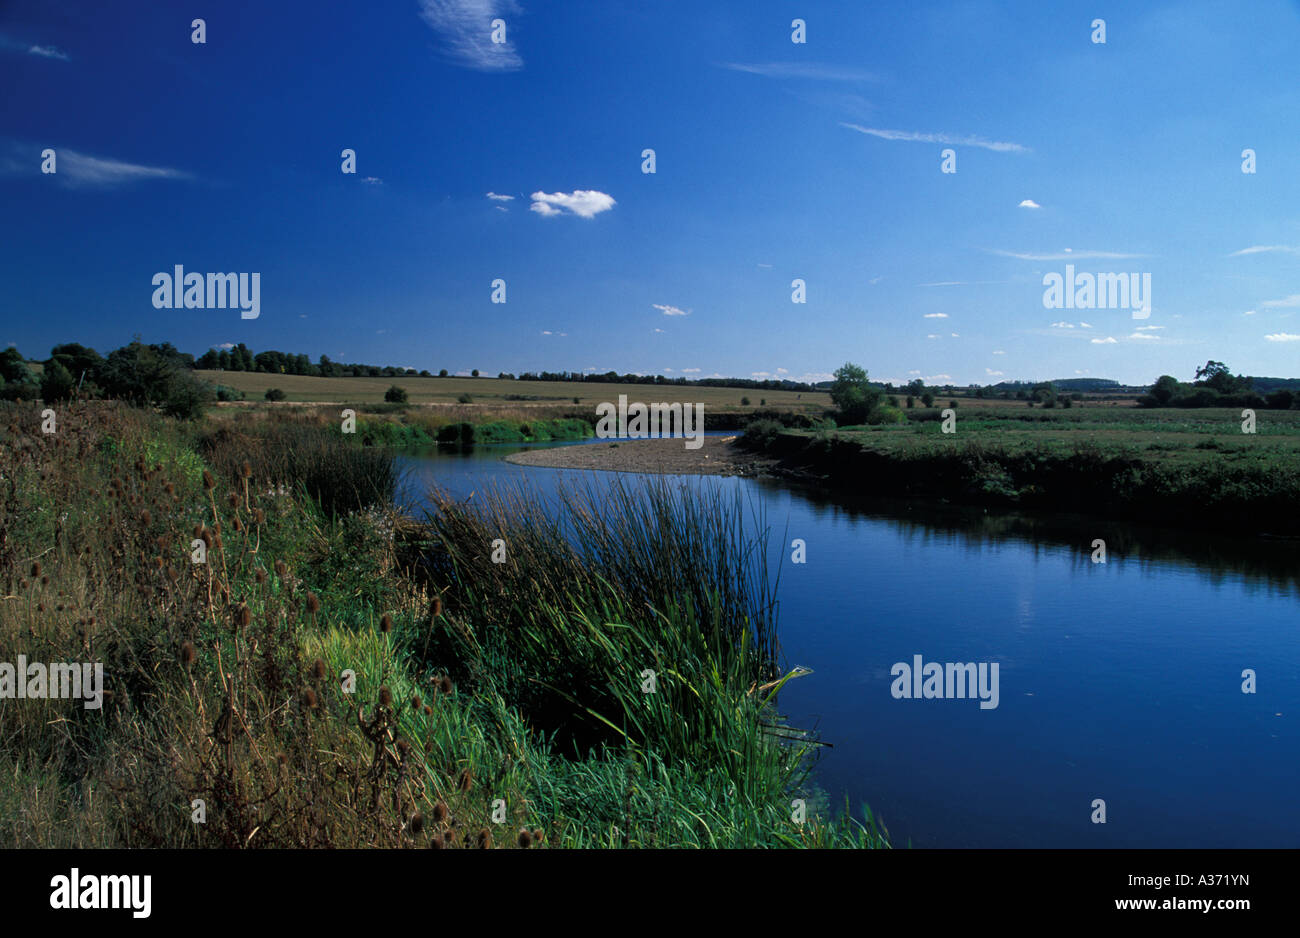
<box><xmin>384</xmin><ymin>384</ymin><xmax>409</xmax><ymax>404</ymax></box>
<box><xmin>41</xmin><ymin>359</ymin><xmax>76</xmax><ymax>402</ymax></box>
<box><xmin>829</xmin><ymin>362</ymin><xmax>883</xmax><ymax>423</ymax></box>
<box><xmin>1151</xmin><ymin>374</ymin><xmax>1181</xmax><ymax>405</ymax></box>
<box><xmin>439</xmin><ymin>369</ymin><xmax>449</xmax><ymax>377</ymax></box>
<box><xmin>264</xmin><ymin>388</ymin><xmax>286</xmax><ymax>401</ymax></box>
<box><xmin>920</xmin><ymin>391</ymin><xmax>935</xmax><ymax>407</ymax></box>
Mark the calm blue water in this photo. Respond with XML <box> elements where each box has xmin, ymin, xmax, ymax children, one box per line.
<box><xmin>397</xmin><ymin>441</ymin><xmax>1300</xmax><ymax>848</ymax></box>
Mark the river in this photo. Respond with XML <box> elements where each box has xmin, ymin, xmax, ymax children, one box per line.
<box><xmin>396</xmin><ymin>438</ymin><xmax>1300</xmax><ymax>848</ymax></box>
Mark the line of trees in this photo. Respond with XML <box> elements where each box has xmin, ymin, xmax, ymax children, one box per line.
<box><xmin>1138</xmin><ymin>361</ymin><xmax>1299</xmax><ymax>410</ymax></box>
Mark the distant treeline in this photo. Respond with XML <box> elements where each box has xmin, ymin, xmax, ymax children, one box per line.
<box><xmin>1137</xmin><ymin>361</ymin><xmax>1300</xmax><ymax>410</ymax></box>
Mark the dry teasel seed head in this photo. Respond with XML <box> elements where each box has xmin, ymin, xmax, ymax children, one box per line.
<box><xmin>30</xmin><ymin>561</ymin><xmax>41</xmax><ymax>577</ymax></box>
<box><xmin>409</xmin><ymin>812</ymin><xmax>424</xmax><ymax>835</ymax></box>
<box><xmin>305</xmin><ymin>592</ymin><xmax>320</xmax><ymax>615</ymax></box>
<box><xmin>396</xmin><ymin>739</ymin><xmax>411</xmax><ymax>757</ymax></box>
<box><xmin>239</xmin><ymin>461</ymin><xmax>252</xmax><ymax>480</ymax></box>
<box><xmin>380</xmin><ymin>613</ymin><xmax>392</xmax><ymax>633</ymax></box>
<box><xmin>439</xmin><ymin>675</ymin><xmax>453</xmax><ymax>695</ymax></box>
<box><xmin>476</xmin><ymin>829</ymin><xmax>492</xmax><ymax>849</ymax></box>
<box><xmin>311</xmin><ymin>658</ymin><xmax>327</xmax><ymax>681</ymax></box>
<box><xmin>517</xmin><ymin>829</ymin><xmax>533</xmax><ymax>849</ymax></box>
<box><xmin>255</xmin><ymin>568</ymin><xmax>266</xmax><ymax>584</ymax></box>
<box><xmin>181</xmin><ymin>641</ymin><xmax>197</xmax><ymax>668</ymax></box>
<box><xmin>379</xmin><ymin>686</ymin><xmax>393</xmax><ymax>708</ymax></box>
<box><xmin>433</xmin><ymin>801</ymin><xmax>448</xmax><ymax>824</ymax></box>
<box><xmin>423</xmin><ymin>705</ymin><xmax>432</xmax><ymax>716</ymax></box>
<box><xmin>227</xmin><ymin>492</ymin><xmax>239</xmax><ymax>508</ymax></box>
<box><xmin>430</xmin><ymin>833</ymin><xmax>445</xmax><ymax>849</ymax></box>
<box><xmin>274</xmin><ymin>559</ymin><xmax>287</xmax><ymax>578</ymax></box>
<box><xmin>411</xmin><ymin>694</ymin><xmax>422</xmax><ymax>710</ymax></box>
<box><xmin>302</xmin><ymin>687</ymin><xmax>319</xmax><ymax>709</ymax></box>
<box><xmin>202</xmin><ymin>470</ymin><xmax>215</xmax><ymax>491</ymax></box>
<box><xmin>458</xmin><ymin>768</ymin><xmax>473</xmax><ymax>792</ymax></box>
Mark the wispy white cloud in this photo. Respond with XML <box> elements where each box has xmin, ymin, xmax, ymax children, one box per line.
<box><xmin>1091</xmin><ymin>336</ymin><xmax>1118</xmax><ymax>344</ymax></box>
<box><xmin>1229</xmin><ymin>245</ymin><xmax>1300</xmax><ymax>256</ymax></box>
<box><xmin>361</xmin><ymin>176</ymin><xmax>383</xmax><ymax>185</ymax></box>
<box><xmin>418</xmin><ymin>0</ymin><xmax>522</xmax><ymax>71</ymax></box>
<box><xmin>13</xmin><ymin>146</ymin><xmax>194</xmax><ymax>187</ymax></box>
<box><xmin>1134</xmin><ymin>325</ymin><xmax>1164</xmax><ymax>331</ymax></box>
<box><xmin>653</xmin><ymin>304</ymin><xmax>689</xmax><ymax>317</ymax></box>
<box><xmin>992</xmin><ymin>350</ymin><xmax>1005</xmax><ymax>355</ymax></box>
<box><xmin>681</xmin><ymin>367</ymin><xmax>701</xmax><ymax>373</ymax></box>
<box><xmin>486</xmin><ymin>192</ymin><xmax>514</xmax><ymax>201</ymax></box>
<box><xmin>0</xmin><ymin>35</ymin><xmax>69</xmax><ymax>60</ymax></box>
<box><xmin>919</xmin><ymin>280</ymin><xmax>1008</xmax><ymax>287</ymax></box>
<box><xmin>923</xmin><ymin>312</ymin><xmax>948</xmax><ymax>319</ymax></box>
<box><xmin>1051</xmin><ymin>321</ymin><xmax>1076</xmax><ymax>329</ymax></box>
<box><xmin>1128</xmin><ymin>332</ymin><xmax>1160</xmax><ymax>340</ymax></box>
<box><xmin>1018</xmin><ymin>199</ymin><xmax>1041</xmax><ymax>209</ymax></box>
<box><xmin>530</xmin><ymin>189</ymin><xmax>615</xmax><ymax>218</ymax></box>
<box><xmin>990</xmin><ymin>248</ymin><xmax>1148</xmax><ymax>261</ymax></box>
<box><xmin>926</xmin><ymin>334</ymin><xmax>942</xmax><ymax>339</ymax></box>
<box><xmin>1261</xmin><ymin>294</ymin><xmax>1300</xmax><ymax>308</ymax></box>
<box><xmin>1265</xmin><ymin>332</ymin><xmax>1300</xmax><ymax>342</ymax></box>
<box><xmin>985</xmin><ymin>368</ymin><xmax>1004</xmax><ymax>376</ymax></box>
<box><xmin>722</xmin><ymin>62</ymin><xmax>879</xmax><ymax>82</ymax></box>
<box><xmin>28</xmin><ymin>44</ymin><xmax>69</xmax><ymax>60</ymax></box>
<box><xmin>841</xmin><ymin>123</ymin><xmax>1028</xmax><ymax>154</ymax></box>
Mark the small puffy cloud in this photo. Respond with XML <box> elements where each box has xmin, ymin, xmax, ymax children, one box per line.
<box><xmin>950</xmin><ymin>332</ymin><xmax>960</xmax><ymax>337</ymax></box>
<box><xmin>653</xmin><ymin>328</ymin><xmax>665</xmax><ymax>333</ymax></box>
<box><xmin>1018</xmin><ymin>199</ymin><xmax>1041</xmax><ymax>209</ymax></box>
<box><xmin>985</xmin><ymin>368</ymin><xmax>1004</xmax><ymax>376</ymax></box>
<box><xmin>776</xmin><ymin>367</ymin><xmax>789</xmax><ymax>374</ymax></box>
<box><xmin>1265</xmin><ymin>332</ymin><xmax>1300</xmax><ymax>342</ymax></box>
<box><xmin>1128</xmin><ymin>332</ymin><xmax>1159</xmax><ymax>340</ymax></box>
<box><xmin>1051</xmin><ymin>321</ymin><xmax>1076</xmax><ymax>329</ymax></box>
<box><xmin>751</xmin><ymin>371</ymin><xmax>771</xmax><ymax>378</ymax></box>
<box><xmin>529</xmin><ymin>189</ymin><xmax>616</xmax><ymax>219</ymax></box>
<box><xmin>925</xmin><ymin>374</ymin><xmax>952</xmax><ymax>382</ymax></box>
<box><xmin>926</xmin><ymin>334</ymin><xmax>942</xmax><ymax>339</ymax></box>
<box><xmin>1243</xmin><ymin>310</ymin><xmax>1256</xmax><ymax>316</ymax></box>
<box><xmin>907</xmin><ymin>370</ymin><xmax>921</xmax><ymax>375</ymax></box>
<box><xmin>217</xmin><ymin>343</ymin><xmax>235</xmax><ymax>350</ymax></box>
<box><xmin>486</xmin><ymin>192</ymin><xmax>514</xmax><ymax>201</ymax></box>
<box><xmin>1091</xmin><ymin>336</ymin><xmax>1118</xmax><ymax>344</ymax></box>
<box><xmin>681</xmin><ymin>367</ymin><xmax>701</xmax><ymax>373</ymax></box>
<box><xmin>1078</xmin><ymin>321</ymin><xmax>1092</xmax><ymax>328</ymax></box>
<box><xmin>653</xmin><ymin>304</ymin><xmax>689</xmax><ymax>317</ymax></box>
<box><xmin>992</xmin><ymin>350</ymin><xmax>1006</xmax><ymax>355</ymax></box>
<box><xmin>923</xmin><ymin>312</ymin><xmax>948</xmax><ymax>319</ymax></box>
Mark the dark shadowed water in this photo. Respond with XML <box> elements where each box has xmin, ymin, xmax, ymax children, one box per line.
<box><xmin>397</xmin><ymin>440</ymin><xmax>1300</xmax><ymax>848</ymax></box>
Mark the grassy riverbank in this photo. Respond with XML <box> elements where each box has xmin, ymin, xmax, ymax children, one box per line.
<box><xmin>742</xmin><ymin>404</ymin><xmax>1300</xmax><ymax>534</ymax></box>
<box><xmin>0</xmin><ymin>401</ymin><xmax>885</xmax><ymax>848</ymax></box>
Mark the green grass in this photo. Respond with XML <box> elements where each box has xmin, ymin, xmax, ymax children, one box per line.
<box><xmin>0</xmin><ymin>399</ymin><xmax>885</xmax><ymax>848</ymax></box>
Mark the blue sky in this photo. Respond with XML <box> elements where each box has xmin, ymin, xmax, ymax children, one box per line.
<box><xmin>3</xmin><ymin>0</ymin><xmax>1300</xmax><ymax>385</ymax></box>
